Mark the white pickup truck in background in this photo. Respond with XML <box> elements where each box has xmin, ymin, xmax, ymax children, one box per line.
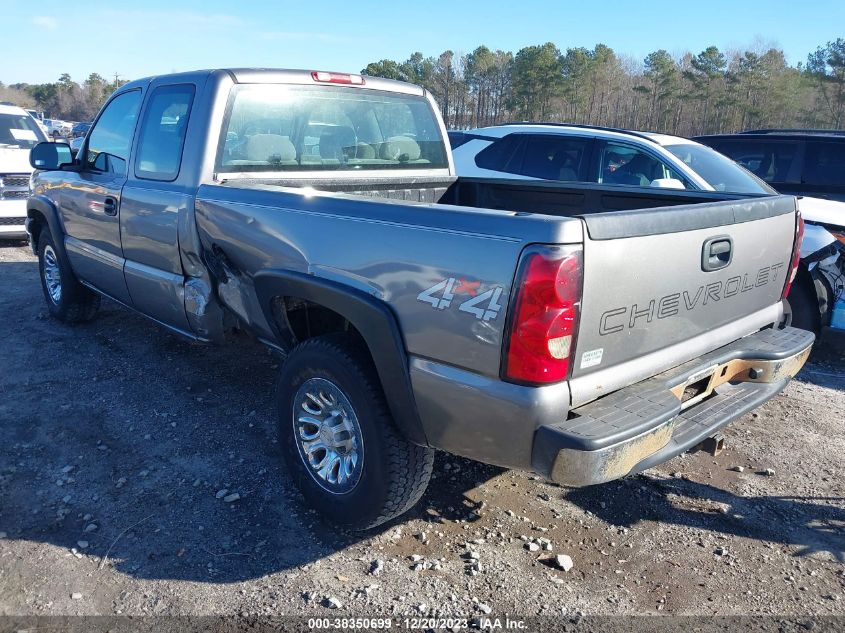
<box><xmin>1</xmin><ymin>103</ymin><xmax>47</xmax><ymax>239</ymax></box>
<box><xmin>43</xmin><ymin>118</ymin><xmax>73</xmax><ymax>139</ymax></box>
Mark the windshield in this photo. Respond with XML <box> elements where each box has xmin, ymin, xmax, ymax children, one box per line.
<box><xmin>217</xmin><ymin>84</ymin><xmax>448</xmax><ymax>173</ymax></box>
<box><xmin>0</xmin><ymin>112</ymin><xmax>47</xmax><ymax>149</ymax></box>
<box><xmin>664</xmin><ymin>143</ymin><xmax>776</xmax><ymax>195</ymax></box>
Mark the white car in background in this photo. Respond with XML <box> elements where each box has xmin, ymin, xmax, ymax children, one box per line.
<box><xmin>450</xmin><ymin>123</ymin><xmax>845</xmax><ymax>336</ymax></box>
<box><xmin>450</xmin><ymin>123</ymin><xmax>787</xmax><ymax>191</ymax></box>
<box><xmin>43</xmin><ymin>118</ymin><xmax>73</xmax><ymax>139</ymax></box>
<box><xmin>1</xmin><ymin>103</ymin><xmax>48</xmax><ymax>239</ymax></box>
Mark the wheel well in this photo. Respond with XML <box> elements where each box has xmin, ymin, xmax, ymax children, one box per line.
<box><xmin>272</xmin><ymin>296</ymin><xmax>364</xmax><ymax>347</ymax></box>
<box><xmin>26</xmin><ymin>210</ymin><xmax>47</xmax><ymax>251</ymax></box>
<box><xmin>253</xmin><ymin>270</ymin><xmax>428</xmax><ymax>445</ymax></box>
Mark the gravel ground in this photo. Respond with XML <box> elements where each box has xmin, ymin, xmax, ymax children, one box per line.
<box><xmin>0</xmin><ymin>242</ymin><xmax>843</xmax><ymax>619</ymax></box>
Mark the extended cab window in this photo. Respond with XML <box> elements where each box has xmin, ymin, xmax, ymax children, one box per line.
<box><xmin>135</xmin><ymin>84</ymin><xmax>195</xmax><ymax>181</ymax></box>
<box><xmin>85</xmin><ymin>90</ymin><xmax>142</xmax><ymax>176</ymax></box>
<box><xmin>218</xmin><ymin>84</ymin><xmax>448</xmax><ymax>172</ymax></box>
<box><xmin>598</xmin><ymin>142</ymin><xmax>685</xmax><ymax>188</ymax></box>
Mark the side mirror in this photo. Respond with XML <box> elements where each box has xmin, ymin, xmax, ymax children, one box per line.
<box><xmin>30</xmin><ymin>142</ymin><xmax>74</xmax><ymax>170</ymax></box>
<box><xmin>650</xmin><ymin>178</ymin><xmax>686</xmax><ymax>190</ymax></box>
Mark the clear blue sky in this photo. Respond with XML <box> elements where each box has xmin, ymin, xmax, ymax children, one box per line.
<box><xmin>3</xmin><ymin>0</ymin><xmax>843</xmax><ymax>85</ymax></box>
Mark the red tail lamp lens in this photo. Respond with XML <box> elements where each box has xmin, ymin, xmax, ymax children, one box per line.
<box><xmin>783</xmin><ymin>213</ymin><xmax>805</xmax><ymax>299</ymax></box>
<box><xmin>504</xmin><ymin>246</ymin><xmax>583</xmax><ymax>384</ymax></box>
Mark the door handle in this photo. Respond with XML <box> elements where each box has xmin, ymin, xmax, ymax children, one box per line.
<box><xmin>701</xmin><ymin>236</ymin><xmax>732</xmax><ymax>272</ymax></box>
<box><xmin>103</xmin><ymin>197</ymin><xmax>117</xmax><ymax>216</ymax></box>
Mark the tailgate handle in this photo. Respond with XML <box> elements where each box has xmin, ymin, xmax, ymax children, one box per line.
<box><xmin>702</xmin><ymin>236</ymin><xmax>733</xmax><ymax>272</ymax></box>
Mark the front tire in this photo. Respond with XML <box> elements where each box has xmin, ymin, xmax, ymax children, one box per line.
<box><xmin>277</xmin><ymin>334</ymin><xmax>434</xmax><ymax>530</ymax></box>
<box><xmin>37</xmin><ymin>230</ymin><xmax>100</xmax><ymax>323</ymax></box>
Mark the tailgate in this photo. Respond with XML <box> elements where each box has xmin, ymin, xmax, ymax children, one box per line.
<box><xmin>569</xmin><ymin>196</ymin><xmax>797</xmax><ymax>406</ymax></box>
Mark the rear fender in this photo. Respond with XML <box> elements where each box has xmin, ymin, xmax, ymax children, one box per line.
<box><xmin>253</xmin><ymin>270</ymin><xmax>428</xmax><ymax>446</ymax></box>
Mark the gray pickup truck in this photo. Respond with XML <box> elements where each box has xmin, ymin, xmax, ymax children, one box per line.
<box><xmin>26</xmin><ymin>68</ymin><xmax>813</xmax><ymax>529</ymax></box>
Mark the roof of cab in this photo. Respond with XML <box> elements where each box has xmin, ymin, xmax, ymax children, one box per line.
<box><xmin>119</xmin><ymin>68</ymin><xmax>426</xmax><ymax>97</ymax></box>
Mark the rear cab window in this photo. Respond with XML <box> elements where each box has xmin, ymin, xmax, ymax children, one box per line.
<box><xmin>217</xmin><ymin>84</ymin><xmax>448</xmax><ymax>173</ymax></box>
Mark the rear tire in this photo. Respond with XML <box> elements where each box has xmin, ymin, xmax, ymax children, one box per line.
<box><xmin>37</xmin><ymin>230</ymin><xmax>100</xmax><ymax>323</ymax></box>
<box><xmin>277</xmin><ymin>334</ymin><xmax>434</xmax><ymax>530</ymax></box>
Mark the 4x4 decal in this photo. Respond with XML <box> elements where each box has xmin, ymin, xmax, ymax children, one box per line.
<box><xmin>417</xmin><ymin>278</ymin><xmax>504</xmax><ymax>321</ymax></box>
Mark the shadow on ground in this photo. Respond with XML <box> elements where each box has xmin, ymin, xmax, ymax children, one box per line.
<box><xmin>0</xmin><ymin>258</ymin><xmax>504</xmax><ymax>583</ymax></box>
<box><xmin>565</xmin><ymin>474</ymin><xmax>845</xmax><ymax>563</ymax></box>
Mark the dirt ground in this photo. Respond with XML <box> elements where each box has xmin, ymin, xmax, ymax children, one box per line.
<box><xmin>1</xmin><ymin>241</ymin><xmax>843</xmax><ymax>621</ymax></box>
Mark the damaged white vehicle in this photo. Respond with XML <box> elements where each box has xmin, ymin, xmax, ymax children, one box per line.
<box><xmin>793</xmin><ymin>200</ymin><xmax>845</xmax><ymax>335</ymax></box>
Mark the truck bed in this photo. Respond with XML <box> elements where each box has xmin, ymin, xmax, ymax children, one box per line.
<box><xmin>218</xmin><ymin>175</ymin><xmax>761</xmax><ymax>214</ymax></box>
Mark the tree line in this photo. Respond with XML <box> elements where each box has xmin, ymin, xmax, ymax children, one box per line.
<box><xmin>0</xmin><ymin>73</ymin><xmax>128</xmax><ymax>122</ymax></box>
<box><xmin>362</xmin><ymin>39</ymin><xmax>845</xmax><ymax>134</ymax></box>
<box><xmin>3</xmin><ymin>38</ymin><xmax>843</xmax><ymax>133</ymax></box>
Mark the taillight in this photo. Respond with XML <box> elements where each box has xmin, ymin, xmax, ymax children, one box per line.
<box><xmin>503</xmin><ymin>245</ymin><xmax>583</xmax><ymax>384</ymax></box>
<box><xmin>311</xmin><ymin>71</ymin><xmax>365</xmax><ymax>85</ymax></box>
<box><xmin>782</xmin><ymin>213</ymin><xmax>805</xmax><ymax>299</ymax></box>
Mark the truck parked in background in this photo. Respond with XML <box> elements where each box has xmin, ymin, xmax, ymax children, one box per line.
<box><xmin>1</xmin><ymin>103</ymin><xmax>48</xmax><ymax>239</ymax></box>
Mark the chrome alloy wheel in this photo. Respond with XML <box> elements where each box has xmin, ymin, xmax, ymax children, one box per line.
<box><xmin>43</xmin><ymin>245</ymin><xmax>62</xmax><ymax>304</ymax></box>
<box><xmin>292</xmin><ymin>377</ymin><xmax>364</xmax><ymax>494</ymax></box>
